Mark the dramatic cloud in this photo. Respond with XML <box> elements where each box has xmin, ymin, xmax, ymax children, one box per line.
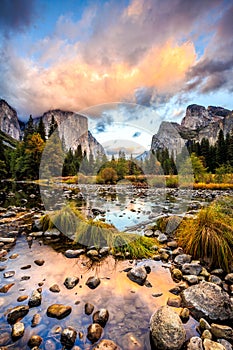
<box><xmin>186</xmin><ymin>3</ymin><xmax>233</xmax><ymax>93</ymax></box>
<box><xmin>0</xmin><ymin>0</ymin><xmax>231</xmax><ymax>118</ymax></box>
<box><xmin>0</xmin><ymin>0</ymin><xmax>36</xmax><ymax>37</ymax></box>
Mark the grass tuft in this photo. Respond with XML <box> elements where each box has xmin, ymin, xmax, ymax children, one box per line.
<box><xmin>176</xmin><ymin>197</ymin><xmax>233</xmax><ymax>272</ymax></box>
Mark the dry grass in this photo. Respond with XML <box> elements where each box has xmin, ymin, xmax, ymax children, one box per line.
<box><xmin>176</xmin><ymin>197</ymin><xmax>233</xmax><ymax>271</ymax></box>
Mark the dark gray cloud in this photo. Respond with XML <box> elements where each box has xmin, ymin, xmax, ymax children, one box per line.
<box><xmin>0</xmin><ymin>0</ymin><xmax>37</xmax><ymax>36</ymax></box>
<box><xmin>186</xmin><ymin>3</ymin><xmax>233</xmax><ymax>94</ymax></box>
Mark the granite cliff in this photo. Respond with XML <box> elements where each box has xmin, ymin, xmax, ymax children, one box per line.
<box><xmin>35</xmin><ymin>110</ymin><xmax>104</xmax><ymax>157</ymax></box>
<box><xmin>151</xmin><ymin>104</ymin><xmax>233</xmax><ymax>156</ymax></box>
<box><xmin>0</xmin><ymin>100</ymin><xmax>104</xmax><ymax>158</ymax></box>
<box><xmin>0</xmin><ymin>100</ymin><xmax>21</xmax><ymax>140</ymax></box>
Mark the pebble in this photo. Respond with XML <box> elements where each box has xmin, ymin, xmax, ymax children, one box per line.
<box><xmin>11</xmin><ymin>322</ymin><xmax>25</xmax><ymax>339</ymax></box>
<box><xmin>60</xmin><ymin>327</ymin><xmax>77</xmax><ymax>348</ymax></box>
<box><xmin>0</xmin><ymin>283</ymin><xmax>14</xmax><ymax>293</ymax></box>
<box><xmin>28</xmin><ymin>335</ymin><xmax>43</xmax><ymax>348</ymax></box>
<box><xmin>31</xmin><ymin>313</ymin><xmax>41</xmax><ymax>327</ymax></box>
<box><xmin>3</xmin><ymin>271</ymin><xmax>15</xmax><ymax>278</ymax></box>
<box><xmin>28</xmin><ymin>289</ymin><xmax>42</xmax><ymax>307</ymax></box>
<box><xmin>49</xmin><ymin>284</ymin><xmax>60</xmax><ymax>293</ymax></box>
<box><xmin>47</xmin><ymin>304</ymin><xmax>72</xmax><ymax>319</ymax></box>
<box><xmin>34</xmin><ymin>259</ymin><xmax>45</xmax><ymax>266</ymax></box>
<box><xmin>64</xmin><ymin>276</ymin><xmax>79</xmax><ymax>289</ymax></box>
<box><xmin>93</xmin><ymin>309</ymin><xmax>109</xmax><ymax>327</ymax></box>
<box><xmin>87</xmin><ymin>323</ymin><xmax>103</xmax><ymax>343</ymax></box>
<box><xmin>85</xmin><ymin>303</ymin><xmax>94</xmax><ymax>315</ymax></box>
<box><xmin>17</xmin><ymin>295</ymin><xmax>28</xmax><ymax>302</ymax></box>
<box><xmin>86</xmin><ymin>276</ymin><xmax>101</xmax><ymax>289</ymax></box>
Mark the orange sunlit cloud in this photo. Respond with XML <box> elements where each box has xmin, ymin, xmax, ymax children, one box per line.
<box><xmin>18</xmin><ymin>39</ymin><xmax>196</xmax><ymax>115</ymax></box>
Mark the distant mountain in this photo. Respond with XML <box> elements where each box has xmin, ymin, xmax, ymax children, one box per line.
<box><xmin>34</xmin><ymin>109</ymin><xmax>104</xmax><ymax>157</ymax></box>
<box><xmin>135</xmin><ymin>151</ymin><xmax>150</xmax><ymax>161</ymax></box>
<box><xmin>151</xmin><ymin>104</ymin><xmax>233</xmax><ymax>156</ymax></box>
<box><xmin>0</xmin><ymin>100</ymin><xmax>104</xmax><ymax>158</ymax></box>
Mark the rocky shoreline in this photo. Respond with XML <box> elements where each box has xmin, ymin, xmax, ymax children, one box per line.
<box><xmin>0</xmin><ymin>188</ymin><xmax>232</xmax><ymax>349</ymax></box>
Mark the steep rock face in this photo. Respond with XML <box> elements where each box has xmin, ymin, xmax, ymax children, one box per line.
<box><xmin>151</xmin><ymin>104</ymin><xmax>233</xmax><ymax>156</ymax></box>
<box><xmin>0</xmin><ymin>100</ymin><xmax>21</xmax><ymax>140</ymax></box>
<box><xmin>181</xmin><ymin>104</ymin><xmax>230</xmax><ymax>130</ymax></box>
<box><xmin>36</xmin><ymin>110</ymin><xmax>104</xmax><ymax>157</ymax></box>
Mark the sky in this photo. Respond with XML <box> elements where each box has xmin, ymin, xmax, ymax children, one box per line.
<box><xmin>0</xmin><ymin>0</ymin><xmax>233</xmax><ymax>153</ymax></box>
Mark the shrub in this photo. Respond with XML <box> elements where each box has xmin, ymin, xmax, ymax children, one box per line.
<box><xmin>176</xmin><ymin>198</ymin><xmax>233</xmax><ymax>271</ymax></box>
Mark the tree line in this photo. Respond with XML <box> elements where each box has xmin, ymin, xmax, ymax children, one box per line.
<box><xmin>0</xmin><ymin>115</ymin><xmax>232</xmax><ymax>183</ymax></box>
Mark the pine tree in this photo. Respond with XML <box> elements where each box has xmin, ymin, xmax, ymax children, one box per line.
<box><xmin>62</xmin><ymin>149</ymin><xmax>76</xmax><ymax>176</ymax></box>
<box><xmin>24</xmin><ymin>115</ymin><xmax>35</xmax><ymax>141</ymax></box>
<box><xmin>37</xmin><ymin>117</ymin><xmax>46</xmax><ymax>141</ymax></box>
<box><xmin>48</xmin><ymin>115</ymin><xmax>58</xmax><ymax>137</ymax></box>
<box><xmin>216</xmin><ymin>129</ymin><xmax>226</xmax><ymax>165</ymax></box>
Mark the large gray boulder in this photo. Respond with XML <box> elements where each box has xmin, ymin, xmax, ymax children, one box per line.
<box><xmin>182</xmin><ymin>282</ymin><xmax>233</xmax><ymax>321</ymax></box>
<box><xmin>150</xmin><ymin>306</ymin><xmax>186</xmax><ymax>350</ymax></box>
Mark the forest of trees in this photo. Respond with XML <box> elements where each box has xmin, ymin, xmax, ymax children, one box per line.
<box><xmin>0</xmin><ymin>115</ymin><xmax>233</xmax><ymax>183</ymax></box>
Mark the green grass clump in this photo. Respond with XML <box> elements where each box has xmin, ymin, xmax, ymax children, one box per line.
<box><xmin>113</xmin><ymin>234</ymin><xmax>154</xmax><ymax>258</ymax></box>
<box><xmin>176</xmin><ymin>197</ymin><xmax>233</xmax><ymax>271</ymax></box>
<box><xmin>40</xmin><ymin>202</ymin><xmax>155</xmax><ymax>258</ymax></box>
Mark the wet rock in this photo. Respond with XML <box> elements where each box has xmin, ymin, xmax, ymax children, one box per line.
<box><xmin>174</xmin><ymin>254</ymin><xmax>192</xmax><ymax>265</ymax></box>
<box><xmin>44</xmin><ymin>228</ymin><xmax>60</xmax><ymax>237</ymax></box>
<box><xmin>85</xmin><ymin>303</ymin><xmax>94</xmax><ymax>315</ymax></box>
<box><xmin>209</xmin><ymin>275</ymin><xmax>222</xmax><ymax>286</ymax></box>
<box><xmin>87</xmin><ymin>249</ymin><xmax>99</xmax><ymax>260</ymax></box>
<box><xmin>0</xmin><ymin>283</ymin><xmax>14</xmax><ymax>293</ymax></box>
<box><xmin>93</xmin><ymin>309</ymin><xmax>109</xmax><ymax>327</ymax></box>
<box><xmin>171</xmin><ymin>268</ymin><xmax>183</xmax><ymax>282</ymax></box>
<box><xmin>181</xmin><ymin>282</ymin><xmax>233</xmax><ymax>321</ymax></box>
<box><xmin>217</xmin><ymin>339</ymin><xmax>232</xmax><ymax>350</ymax></box>
<box><xmin>21</xmin><ymin>275</ymin><xmax>30</xmax><ymax>281</ymax></box>
<box><xmin>211</xmin><ymin>324</ymin><xmax>233</xmax><ymax>341</ymax></box>
<box><xmin>86</xmin><ymin>276</ymin><xmax>101</xmax><ymax>289</ymax></box>
<box><xmin>34</xmin><ymin>259</ymin><xmax>45</xmax><ymax>266</ymax></box>
<box><xmin>0</xmin><ymin>265</ymin><xmax>7</xmax><ymax>271</ymax></box>
<box><xmin>150</xmin><ymin>306</ymin><xmax>186</xmax><ymax>350</ymax></box>
<box><xmin>65</xmin><ymin>249</ymin><xmax>85</xmax><ymax>258</ymax></box>
<box><xmin>157</xmin><ymin>233</ymin><xmax>168</xmax><ymax>243</ymax></box>
<box><xmin>29</xmin><ymin>231</ymin><xmax>43</xmax><ymax>237</ymax></box>
<box><xmin>200</xmin><ymin>268</ymin><xmax>210</xmax><ymax>279</ymax></box>
<box><xmin>11</xmin><ymin>321</ymin><xmax>25</xmax><ymax>339</ymax></box>
<box><xmin>99</xmin><ymin>247</ymin><xmax>110</xmax><ymax>256</ymax></box>
<box><xmin>152</xmin><ymin>292</ymin><xmax>163</xmax><ymax>297</ymax></box>
<box><xmin>49</xmin><ymin>284</ymin><xmax>60</xmax><ymax>293</ymax></box>
<box><xmin>92</xmin><ymin>339</ymin><xmax>121</xmax><ymax>349</ymax></box>
<box><xmin>199</xmin><ymin>318</ymin><xmax>211</xmax><ymax>331</ymax></box>
<box><xmin>202</xmin><ymin>330</ymin><xmax>212</xmax><ymax>340</ymax></box>
<box><xmin>211</xmin><ymin>269</ymin><xmax>224</xmax><ymax>276</ymax></box>
<box><xmin>3</xmin><ymin>271</ymin><xmax>15</xmax><ymax>278</ymax></box>
<box><xmin>127</xmin><ymin>266</ymin><xmax>147</xmax><ymax>286</ymax></box>
<box><xmin>172</xmin><ymin>247</ymin><xmax>184</xmax><ymax>256</ymax></box>
<box><xmin>167</xmin><ymin>296</ymin><xmax>182</xmax><ymax>308</ymax></box>
<box><xmin>32</xmin><ymin>313</ymin><xmax>41</xmax><ymax>327</ymax></box>
<box><xmin>144</xmin><ymin>229</ymin><xmax>154</xmax><ymax>237</ymax></box>
<box><xmin>169</xmin><ymin>286</ymin><xmax>182</xmax><ymax>295</ymax></box>
<box><xmin>179</xmin><ymin>308</ymin><xmax>190</xmax><ymax>322</ymax></box>
<box><xmin>87</xmin><ymin>323</ymin><xmax>103</xmax><ymax>343</ymax></box>
<box><xmin>61</xmin><ymin>326</ymin><xmax>77</xmax><ymax>348</ymax></box>
<box><xmin>182</xmin><ymin>263</ymin><xmax>202</xmax><ymax>276</ymax></box>
<box><xmin>203</xmin><ymin>339</ymin><xmax>226</xmax><ymax>350</ymax></box>
<box><xmin>33</xmin><ymin>219</ymin><xmax>43</xmax><ymax>231</ymax></box>
<box><xmin>167</xmin><ymin>241</ymin><xmax>178</xmax><ymax>249</ymax></box>
<box><xmin>28</xmin><ymin>335</ymin><xmax>43</xmax><ymax>348</ymax></box>
<box><xmin>183</xmin><ymin>275</ymin><xmax>199</xmax><ymax>285</ymax></box>
<box><xmin>64</xmin><ymin>276</ymin><xmax>79</xmax><ymax>289</ymax></box>
<box><xmin>21</xmin><ymin>264</ymin><xmax>31</xmax><ymax>270</ymax></box>
<box><xmin>225</xmin><ymin>273</ymin><xmax>233</xmax><ymax>284</ymax></box>
<box><xmin>47</xmin><ymin>304</ymin><xmax>72</xmax><ymax>319</ymax></box>
<box><xmin>28</xmin><ymin>290</ymin><xmax>42</xmax><ymax>307</ymax></box>
<box><xmin>187</xmin><ymin>336</ymin><xmax>203</xmax><ymax>350</ymax></box>
<box><xmin>17</xmin><ymin>295</ymin><xmax>28</xmax><ymax>302</ymax></box>
<box><xmin>9</xmin><ymin>253</ymin><xmax>18</xmax><ymax>259</ymax></box>
<box><xmin>7</xmin><ymin>305</ymin><xmax>29</xmax><ymax>324</ymax></box>
<box><xmin>0</xmin><ymin>237</ymin><xmax>15</xmax><ymax>244</ymax></box>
